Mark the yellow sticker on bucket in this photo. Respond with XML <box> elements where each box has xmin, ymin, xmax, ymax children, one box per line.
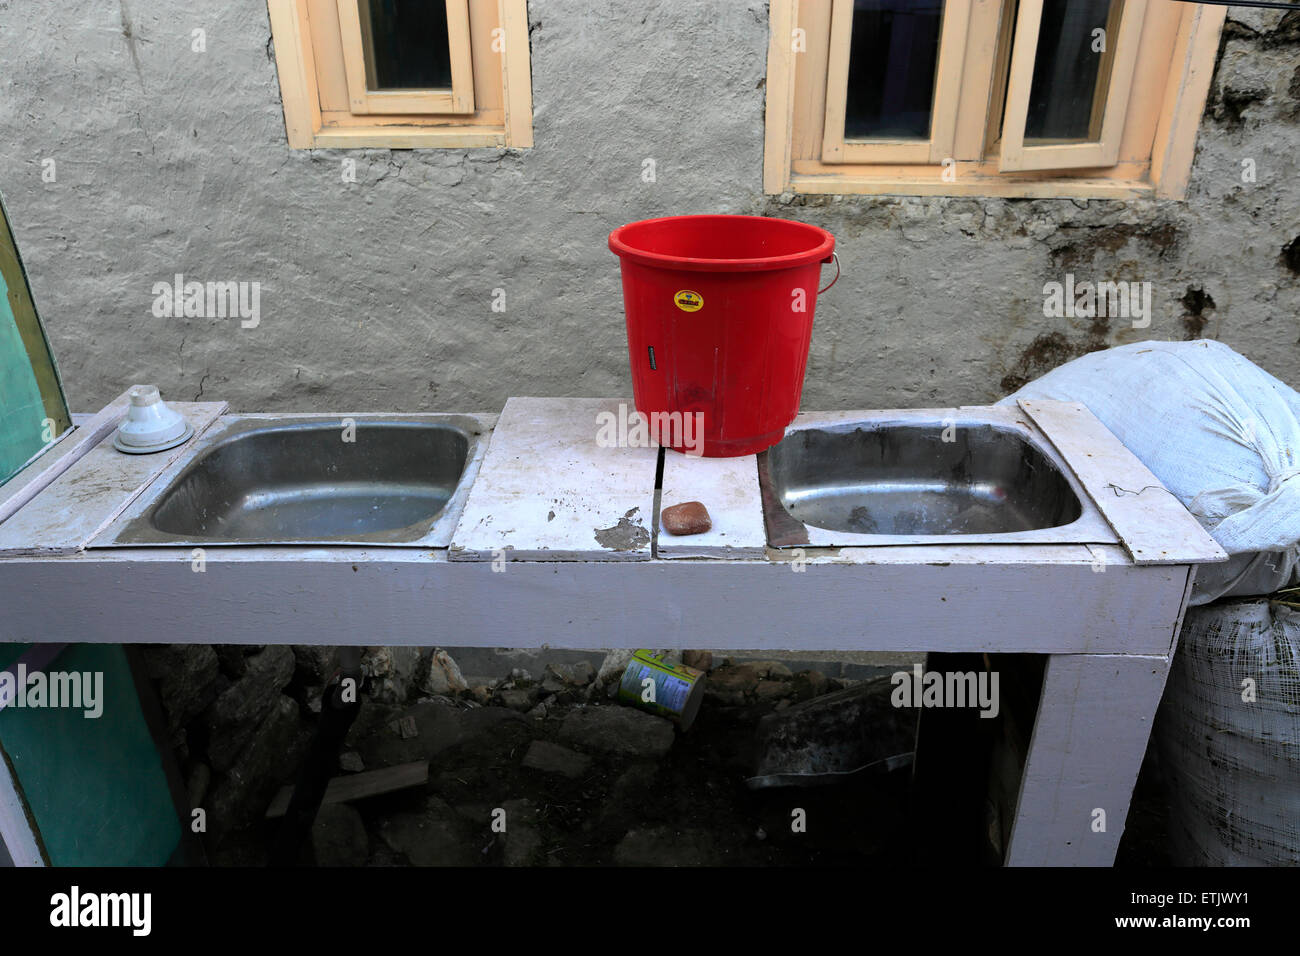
<box><xmin>674</xmin><ymin>290</ymin><xmax>703</xmax><ymax>312</ymax></box>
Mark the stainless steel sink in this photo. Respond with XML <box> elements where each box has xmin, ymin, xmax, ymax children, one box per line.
<box><xmin>92</xmin><ymin>414</ymin><xmax>492</xmax><ymax>548</ymax></box>
<box><xmin>770</xmin><ymin>424</ymin><xmax>1079</xmax><ymax>534</ymax></box>
<box><xmin>760</xmin><ymin>409</ymin><xmax>1117</xmax><ymax>548</ymax></box>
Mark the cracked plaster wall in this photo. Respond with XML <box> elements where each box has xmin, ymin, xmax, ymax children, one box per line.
<box><xmin>0</xmin><ymin>1</ymin><xmax>1297</xmax><ymax>414</ymax></box>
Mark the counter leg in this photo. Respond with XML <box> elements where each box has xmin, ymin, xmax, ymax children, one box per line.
<box><xmin>1004</xmin><ymin>652</ymin><xmax>1170</xmax><ymax>866</ymax></box>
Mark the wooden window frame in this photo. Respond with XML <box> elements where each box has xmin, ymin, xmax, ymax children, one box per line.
<box><xmin>337</xmin><ymin>0</ymin><xmax>475</xmax><ymax>115</ymax></box>
<box><xmin>764</xmin><ymin>0</ymin><xmax>1226</xmax><ymax>199</ymax></box>
<box><xmin>821</xmin><ymin>0</ymin><xmax>971</xmax><ymax>165</ymax></box>
<box><xmin>268</xmin><ymin>0</ymin><xmax>533</xmax><ymax>149</ymax></box>
<box><xmin>999</xmin><ymin>0</ymin><xmax>1147</xmax><ymax>172</ymax></box>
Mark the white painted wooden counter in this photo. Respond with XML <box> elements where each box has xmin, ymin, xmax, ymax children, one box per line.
<box><xmin>0</xmin><ymin>394</ymin><xmax>1227</xmax><ymax>867</ymax></box>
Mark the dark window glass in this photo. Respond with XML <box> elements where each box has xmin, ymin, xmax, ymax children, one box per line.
<box><xmin>1024</xmin><ymin>0</ymin><xmax>1114</xmax><ymax>142</ymax></box>
<box><xmin>844</xmin><ymin>0</ymin><xmax>944</xmax><ymax>140</ymax></box>
<box><xmin>364</xmin><ymin>0</ymin><xmax>452</xmax><ymax>91</ymax></box>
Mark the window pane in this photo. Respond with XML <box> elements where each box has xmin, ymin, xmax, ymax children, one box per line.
<box><xmin>844</xmin><ymin>0</ymin><xmax>944</xmax><ymax>141</ymax></box>
<box><xmin>363</xmin><ymin>0</ymin><xmax>452</xmax><ymax>91</ymax></box>
<box><xmin>1024</xmin><ymin>0</ymin><xmax>1114</xmax><ymax>142</ymax></box>
<box><xmin>0</xmin><ymin>195</ymin><xmax>71</xmax><ymax>487</ymax></box>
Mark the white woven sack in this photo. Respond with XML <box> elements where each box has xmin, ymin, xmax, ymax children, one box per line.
<box><xmin>1156</xmin><ymin>598</ymin><xmax>1300</xmax><ymax>865</ymax></box>
<box><xmin>1000</xmin><ymin>340</ymin><xmax>1300</xmax><ymax>604</ymax></box>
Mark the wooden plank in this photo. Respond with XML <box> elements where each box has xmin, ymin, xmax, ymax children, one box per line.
<box><xmin>318</xmin><ymin>108</ymin><xmax>505</xmax><ymax>128</ymax></box>
<box><xmin>306</xmin><ymin>0</ymin><xmax>350</xmax><ymax>112</ymax></box>
<box><xmin>1114</xmin><ymin>0</ymin><xmax>1182</xmax><ymax>163</ymax></box>
<box><xmin>310</xmin><ymin>126</ymin><xmax>505</xmax><ymax>148</ymax></box>
<box><xmin>819</xmin><ymin>0</ymin><xmax>921</xmax><ymax>164</ymax></box>
<box><xmin>787</xmin><ymin>171</ymin><xmax>1151</xmax><ymax>200</ymax></box>
<box><xmin>925</xmin><ymin>0</ymin><xmax>972</xmax><ymax>164</ymax></box>
<box><xmin>338</xmin><ymin>0</ymin><xmax>401</xmax><ymax>113</ymax></box>
<box><xmin>657</xmin><ymin>452</ymin><xmax>766</xmax><ymax>559</ymax></box>
<box><xmin>499</xmin><ymin>0</ymin><xmax>534</xmax><ymax>148</ymax></box>
<box><xmin>0</xmin><ymin>402</ymin><xmax>227</xmax><ymax>556</ymax></box>
<box><xmin>1017</xmin><ymin>399</ymin><xmax>1227</xmax><ymax>566</ymax></box>
<box><xmin>0</xmin><ymin>735</ymin><xmax>44</xmax><ymax>866</ymax></box>
<box><xmin>0</xmin><ymin>388</ymin><xmax>133</xmax><ymax>526</ymax></box>
<box><xmin>999</xmin><ymin>1</ymin><xmax>1056</xmax><ymax>170</ymax></box>
<box><xmin>444</xmin><ymin>0</ymin><xmax>477</xmax><ymax>114</ymax></box>
<box><xmin>821</xmin><ymin>0</ymin><xmax>970</xmax><ymax>165</ymax></box>
<box><xmin>1151</xmin><ymin>4</ymin><xmax>1226</xmax><ymax>199</ymax></box>
<box><xmin>762</xmin><ymin>0</ymin><xmax>799</xmax><ymax>193</ymax></box>
<box><xmin>313</xmin><ymin>0</ymin><xmax>506</xmax><ymax>121</ymax></box>
<box><xmin>820</xmin><ymin>0</ymin><xmax>881</xmax><ymax>164</ymax></box>
<box><xmin>791</xmin><ymin>158</ymin><xmax>1150</xmax><ymax>180</ymax></box>
<box><xmin>999</xmin><ymin>0</ymin><xmax>1148</xmax><ymax>172</ymax></box>
<box><xmin>790</xmin><ymin>0</ymin><xmax>832</xmax><ymax>163</ymax></box>
<box><xmin>1085</xmin><ymin>1</ymin><xmax>1127</xmax><ymax>152</ymax></box>
<box><xmin>0</xmin><ymin>549</ymin><xmax>1193</xmax><ymax>656</ymax></box>
<box><xmin>471</xmin><ymin>0</ymin><xmax>506</xmax><ymax>115</ymax></box>
<box><xmin>335</xmin><ymin>0</ymin><xmax>475</xmax><ymax>115</ymax></box>
<box><xmin>450</xmin><ymin>398</ymin><xmax>658</xmax><ymax>561</ymax></box>
<box><xmin>265</xmin><ymin>760</ymin><xmax>428</xmax><ymax>818</ymax></box>
<box><xmin>268</xmin><ymin>0</ymin><xmax>323</xmax><ymax>149</ymax></box>
<box><xmin>1005</xmin><ymin>652</ymin><xmax>1171</xmax><ymax>866</ymax></box>
<box><xmin>976</xmin><ymin>0</ymin><xmax>1018</xmax><ymax>160</ymax></box>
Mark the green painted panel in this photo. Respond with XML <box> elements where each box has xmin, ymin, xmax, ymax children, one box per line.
<box><xmin>0</xmin><ymin>643</ymin><xmax>28</xmax><ymax>670</ymax></box>
<box><xmin>0</xmin><ymin>191</ymin><xmax>71</xmax><ymax>486</ymax></box>
<box><xmin>0</xmin><ymin>645</ymin><xmax>181</xmax><ymax>865</ymax></box>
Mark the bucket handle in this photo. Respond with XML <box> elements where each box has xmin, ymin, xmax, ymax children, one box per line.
<box><xmin>818</xmin><ymin>252</ymin><xmax>841</xmax><ymax>294</ymax></box>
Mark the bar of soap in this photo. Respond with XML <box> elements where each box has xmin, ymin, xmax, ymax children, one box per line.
<box><xmin>662</xmin><ymin>501</ymin><xmax>712</xmax><ymax>536</ymax></box>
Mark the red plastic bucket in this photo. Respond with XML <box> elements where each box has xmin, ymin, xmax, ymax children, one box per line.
<box><xmin>609</xmin><ymin>214</ymin><xmax>836</xmax><ymax>457</ymax></box>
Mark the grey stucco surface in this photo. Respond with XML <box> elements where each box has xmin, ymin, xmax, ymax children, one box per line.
<box><xmin>0</xmin><ymin>1</ymin><xmax>1297</xmax><ymax>415</ymax></box>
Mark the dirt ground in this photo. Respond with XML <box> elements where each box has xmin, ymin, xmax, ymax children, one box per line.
<box><xmin>208</xmin><ymin>682</ymin><xmax>1168</xmax><ymax>867</ymax></box>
